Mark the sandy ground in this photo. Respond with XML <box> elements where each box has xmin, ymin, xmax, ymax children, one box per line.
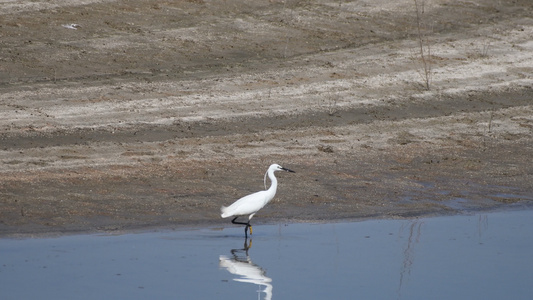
<box><xmin>1</xmin><ymin>0</ymin><xmax>532</xmax><ymax>236</ymax></box>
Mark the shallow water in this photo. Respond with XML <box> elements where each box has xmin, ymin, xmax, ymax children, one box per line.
<box><xmin>1</xmin><ymin>209</ymin><xmax>533</xmax><ymax>300</ymax></box>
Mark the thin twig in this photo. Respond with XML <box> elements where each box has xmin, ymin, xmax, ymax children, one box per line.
<box><xmin>414</xmin><ymin>0</ymin><xmax>431</xmax><ymax>90</ymax></box>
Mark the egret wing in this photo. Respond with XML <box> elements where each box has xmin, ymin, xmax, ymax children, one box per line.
<box><xmin>221</xmin><ymin>190</ymin><xmax>268</xmax><ymax>218</ymax></box>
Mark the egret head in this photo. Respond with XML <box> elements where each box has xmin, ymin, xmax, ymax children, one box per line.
<box><xmin>270</xmin><ymin>164</ymin><xmax>295</xmax><ymax>173</ymax></box>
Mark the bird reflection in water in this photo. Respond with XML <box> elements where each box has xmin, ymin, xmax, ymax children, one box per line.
<box><xmin>219</xmin><ymin>238</ymin><xmax>273</xmax><ymax>300</ymax></box>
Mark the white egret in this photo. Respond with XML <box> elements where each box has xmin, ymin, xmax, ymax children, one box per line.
<box><xmin>221</xmin><ymin>164</ymin><xmax>295</xmax><ymax>237</ymax></box>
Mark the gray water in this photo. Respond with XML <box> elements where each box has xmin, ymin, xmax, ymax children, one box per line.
<box><xmin>1</xmin><ymin>209</ymin><xmax>532</xmax><ymax>300</ymax></box>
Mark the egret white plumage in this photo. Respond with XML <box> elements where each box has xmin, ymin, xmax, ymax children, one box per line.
<box><xmin>221</xmin><ymin>164</ymin><xmax>295</xmax><ymax>237</ymax></box>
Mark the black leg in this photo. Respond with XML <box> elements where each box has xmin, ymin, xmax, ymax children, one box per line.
<box><xmin>231</xmin><ymin>217</ymin><xmax>252</xmax><ymax>238</ymax></box>
<box><xmin>231</xmin><ymin>216</ymin><xmax>248</xmax><ymax>225</ymax></box>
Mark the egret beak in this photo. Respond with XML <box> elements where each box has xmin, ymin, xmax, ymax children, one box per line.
<box><xmin>282</xmin><ymin>167</ymin><xmax>295</xmax><ymax>173</ymax></box>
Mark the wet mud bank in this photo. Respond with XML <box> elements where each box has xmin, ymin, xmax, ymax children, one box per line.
<box><xmin>1</xmin><ymin>0</ymin><xmax>532</xmax><ymax>236</ymax></box>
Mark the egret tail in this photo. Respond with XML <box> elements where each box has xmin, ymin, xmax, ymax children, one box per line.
<box><xmin>220</xmin><ymin>206</ymin><xmax>230</xmax><ymax>218</ymax></box>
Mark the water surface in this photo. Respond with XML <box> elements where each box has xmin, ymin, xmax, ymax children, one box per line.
<box><xmin>1</xmin><ymin>209</ymin><xmax>532</xmax><ymax>300</ymax></box>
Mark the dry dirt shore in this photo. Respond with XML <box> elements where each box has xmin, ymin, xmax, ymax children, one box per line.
<box><xmin>1</xmin><ymin>0</ymin><xmax>532</xmax><ymax>237</ymax></box>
